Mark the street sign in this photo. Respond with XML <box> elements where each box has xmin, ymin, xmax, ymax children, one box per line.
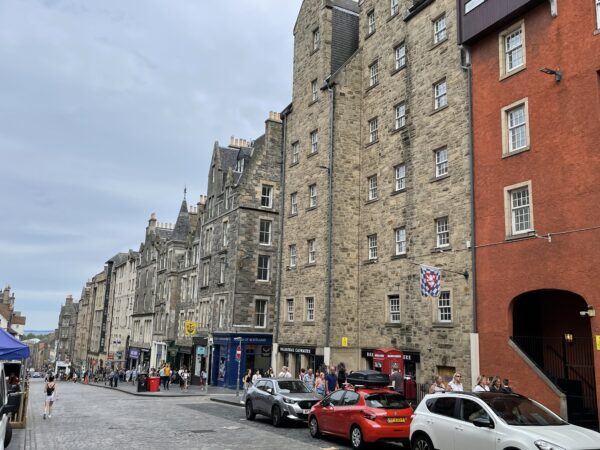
<box><xmin>235</xmin><ymin>345</ymin><xmax>241</xmax><ymax>360</ymax></box>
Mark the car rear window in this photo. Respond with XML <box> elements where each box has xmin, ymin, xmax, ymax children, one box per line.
<box><xmin>365</xmin><ymin>393</ymin><xmax>410</xmax><ymax>409</ymax></box>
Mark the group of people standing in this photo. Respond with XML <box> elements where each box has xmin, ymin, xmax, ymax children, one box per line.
<box><xmin>429</xmin><ymin>372</ymin><xmax>513</xmax><ymax>394</ymax></box>
<box><xmin>156</xmin><ymin>362</ymin><xmax>193</xmax><ymax>391</ymax></box>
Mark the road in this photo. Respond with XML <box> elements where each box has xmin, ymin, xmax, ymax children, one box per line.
<box><xmin>12</xmin><ymin>379</ymin><xmax>407</xmax><ymax>450</ymax></box>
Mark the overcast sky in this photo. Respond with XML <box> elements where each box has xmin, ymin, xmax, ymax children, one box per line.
<box><xmin>0</xmin><ymin>0</ymin><xmax>302</xmax><ymax>330</ymax></box>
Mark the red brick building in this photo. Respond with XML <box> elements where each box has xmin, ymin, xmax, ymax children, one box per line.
<box><xmin>459</xmin><ymin>0</ymin><xmax>600</xmax><ymax>429</ymax></box>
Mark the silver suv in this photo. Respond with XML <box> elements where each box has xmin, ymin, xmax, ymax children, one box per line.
<box><xmin>245</xmin><ymin>378</ymin><xmax>322</xmax><ymax>427</ymax></box>
<box><xmin>410</xmin><ymin>391</ymin><xmax>600</xmax><ymax>450</ymax></box>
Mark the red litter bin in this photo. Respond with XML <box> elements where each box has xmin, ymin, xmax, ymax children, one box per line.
<box><xmin>147</xmin><ymin>377</ymin><xmax>161</xmax><ymax>392</ymax></box>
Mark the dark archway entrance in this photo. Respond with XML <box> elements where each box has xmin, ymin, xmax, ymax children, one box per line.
<box><xmin>512</xmin><ymin>289</ymin><xmax>598</xmax><ymax>430</ymax></box>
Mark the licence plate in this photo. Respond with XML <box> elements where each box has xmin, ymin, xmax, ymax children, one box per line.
<box><xmin>302</xmin><ymin>409</ymin><xmax>310</xmax><ymax>414</ymax></box>
<box><xmin>387</xmin><ymin>417</ymin><xmax>406</xmax><ymax>423</ymax></box>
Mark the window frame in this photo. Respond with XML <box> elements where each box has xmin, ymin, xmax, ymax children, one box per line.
<box><xmin>395</xmin><ymin>102</ymin><xmax>406</xmax><ymax>129</ymax></box>
<box><xmin>219</xmin><ymin>257</ymin><xmax>226</xmax><ymax>285</ymax></box>
<box><xmin>308</xmin><ymin>239</ymin><xmax>316</xmax><ymax>264</ymax></box>
<box><xmin>255</xmin><ymin>298</ymin><xmax>267</xmax><ymax>328</ymax></box>
<box><xmin>368</xmin><ymin>175</ymin><xmax>378</xmax><ymax>201</ymax></box>
<box><xmin>257</xmin><ymin>255</ymin><xmax>270</xmax><ymax>281</ymax></box>
<box><xmin>501</xmin><ymin>98</ymin><xmax>530</xmax><ymax>156</ymax></box>
<box><xmin>499</xmin><ymin>21</ymin><xmax>526</xmax><ymax>79</ymax></box>
<box><xmin>291</xmin><ymin>141</ymin><xmax>300</xmax><ymax>164</ymax></box>
<box><xmin>437</xmin><ymin>291</ymin><xmax>452</xmax><ymax>323</ymax></box>
<box><xmin>367</xmin><ymin>10</ymin><xmax>376</xmax><ymax>35</ymax></box>
<box><xmin>261</xmin><ymin>184</ymin><xmax>273</xmax><ymax>208</ymax></box>
<box><xmin>389</xmin><ymin>294</ymin><xmax>401</xmax><ymax>323</ymax></box>
<box><xmin>395</xmin><ymin>227</ymin><xmax>406</xmax><ymax>255</ymax></box>
<box><xmin>390</xmin><ymin>0</ymin><xmax>399</xmax><ymax>16</ymax></box>
<box><xmin>394</xmin><ymin>43</ymin><xmax>406</xmax><ymax>70</ymax></box>
<box><xmin>369</xmin><ymin>61</ymin><xmax>379</xmax><ymax>87</ymax></box>
<box><xmin>259</xmin><ymin>219</ymin><xmax>272</xmax><ymax>245</ymax></box>
<box><xmin>286</xmin><ymin>298</ymin><xmax>294</xmax><ymax>322</ymax></box>
<box><xmin>311</xmin><ymin>79</ymin><xmax>318</xmax><ymax>102</ymax></box>
<box><xmin>433</xmin><ymin>14</ymin><xmax>448</xmax><ymax>44</ymax></box>
<box><xmin>309</xmin><ymin>184</ymin><xmax>317</xmax><ymax>208</ymax></box>
<box><xmin>368</xmin><ymin>234</ymin><xmax>378</xmax><ymax>260</ymax></box>
<box><xmin>435</xmin><ymin>147</ymin><xmax>449</xmax><ymax>177</ymax></box>
<box><xmin>305</xmin><ymin>297</ymin><xmax>315</xmax><ymax>322</ymax></box>
<box><xmin>504</xmin><ymin>180</ymin><xmax>534</xmax><ymax>237</ymax></box>
<box><xmin>289</xmin><ymin>244</ymin><xmax>297</xmax><ymax>268</ymax></box>
<box><xmin>310</xmin><ymin>130</ymin><xmax>319</xmax><ymax>154</ymax></box>
<box><xmin>368</xmin><ymin>117</ymin><xmax>379</xmax><ymax>143</ymax></box>
<box><xmin>433</xmin><ymin>79</ymin><xmax>448</xmax><ymax>110</ymax></box>
<box><xmin>394</xmin><ymin>164</ymin><xmax>406</xmax><ymax>191</ymax></box>
<box><xmin>435</xmin><ymin>216</ymin><xmax>450</xmax><ymax>248</ymax></box>
<box><xmin>290</xmin><ymin>192</ymin><xmax>298</xmax><ymax>215</ymax></box>
<box><xmin>312</xmin><ymin>28</ymin><xmax>320</xmax><ymax>51</ymax></box>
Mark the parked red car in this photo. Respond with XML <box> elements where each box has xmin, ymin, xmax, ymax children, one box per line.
<box><xmin>308</xmin><ymin>386</ymin><xmax>413</xmax><ymax>449</ymax></box>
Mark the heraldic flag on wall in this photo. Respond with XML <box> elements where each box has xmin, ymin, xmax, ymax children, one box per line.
<box><xmin>420</xmin><ymin>265</ymin><xmax>441</xmax><ymax>297</ymax></box>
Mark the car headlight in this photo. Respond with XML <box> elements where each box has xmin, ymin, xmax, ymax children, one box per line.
<box><xmin>282</xmin><ymin>397</ymin><xmax>296</xmax><ymax>404</ymax></box>
<box><xmin>534</xmin><ymin>440</ymin><xmax>566</xmax><ymax>450</ymax></box>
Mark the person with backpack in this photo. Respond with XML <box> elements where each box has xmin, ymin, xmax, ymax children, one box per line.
<box><xmin>43</xmin><ymin>374</ymin><xmax>57</xmax><ymax>420</ymax></box>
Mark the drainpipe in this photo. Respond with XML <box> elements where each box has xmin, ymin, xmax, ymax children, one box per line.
<box><xmin>462</xmin><ymin>45</ymin><xmax>479</xmax><ymax>383</ymax></box>
<box><xmin>324</xmin><ymin>77</ymin><xmax>335</xmax><ymax>362</ymax></box>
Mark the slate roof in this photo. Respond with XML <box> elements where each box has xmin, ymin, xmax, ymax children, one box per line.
<box><xmin>171</xmin><ymin>199</ymin><xmax>190</xmax><ymax>241</ymax></box>
<box><xmin>330</xmin><ymin>0</ymin><xmax>359</xmax><ymax>13</ymax></box>
<box><xmin>219</xmin><ymin>146</ymin><xmax>238</xmax><ymax>172</ymax></box>
<box><xmin>107</xmin><ymin>252</ymin><xmax>128</xmax><ymax>267</ymax></box>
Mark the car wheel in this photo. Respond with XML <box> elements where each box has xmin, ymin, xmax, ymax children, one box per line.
<box><xmin>412</xmin><ymin>434</ymin><xmax>434</xmax><ymax>450</ymax></box>
<box><xmin>350</xmin><ymin>425</ymin><xmax>365</xmax><ymax>450</ymax></box>
<box><xmin>4</xmin><ymin>421</ymin><xmax>12</xmax><ymax>448</ymax></box>
<box><xmin>245</xmin><ymin>401</ymin><xmax>256</xmax><ymax>420</ymax></box>
<box><xmin>271</xmin><ymin>405</ymin><xmax>283</xmax><ymax>427</ymax></box>
<box><xmin>309</xmin><ymin>416</ymin><xmax>321</xmax><ymax>438</ymax></box>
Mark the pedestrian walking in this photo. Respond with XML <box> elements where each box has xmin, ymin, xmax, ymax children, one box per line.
<box><xmin>278</xmin><ymin>366</ymin><xmax>292</xmax><ymax>378</ymax></box>
<box><xmin>200</xmin><ymin>369</ymin><xmax>207</xmax><ymax>391</ymax></box>
<box><xmin>325</xmin><ymin>366</ymin><xmax>337</xmax><ymax>394</ymax></box>
<box><xmin>447</xmin><ymin>372</ymin><xmax>464</xmax><ymax>392</ymax></box>
<box><xmin>112</xmin><ymin>370</ymin><xmax>119</xmax><ymax>388</ymax></box>
<box><xmin>429</xmin><ymin>375</ymin><xmax>446</xmax><ymax>393</ymax></box>
<box><xmin>43</xmin><ymin>374</ymin><xmax>57</xmax><ymax>420</ymax></box>
<box><xmin>251</xmin><ymin>369</ymin><xmax>262</xmax><ymax>385</ymax></box>
<box><xmin>303</xmin><ymin>368</ymin><xmax>315</xmax><ymax>391</ymax></box>
<box><xmin>315</xmin><ymin>372</ymin><xmax>326</xmax><ymax>396</ymax></box>
<box><xmin>389</xmin><ymin>366</ymin><xmax>404</xmax><ymax>394</ymax></box>
<box><xmin>164</xmin><ymin>364</ymin><xmax>171</xmax><ymax>390</ymax></box>
<box><xmin>502</xmin><ymin>378</ymin><xmax>513</xmax><ymax>393</ymax></box>
<box><xmin>489</xmin><ymin>376</ymin><xmax>502</xmax><ymax>392</ymax></box>
<box><xmin>178</xmin><ymin>368</ymin><xmax>186</xmax><ymax>391</ymax></box>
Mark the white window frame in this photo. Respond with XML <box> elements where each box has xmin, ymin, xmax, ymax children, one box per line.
<box><xmin>395</xmin><ymin>227</ymin><xmax>406</xmax><ymax>255</ymax></box>
<box><xmin>368</xmin><ymin>117</ymin><xmax>378</xmax><ymax>143</ymax></box>
<box><xmin>435</xmin><ymin>147</ymin><xmax>449</xmax><ymax>177</ymax></box>
<box><xmin>309</xmin><ymin>184</ymin><xmax>317</xmax><ymax>208</ymax></box>
<box><xmin>289</xmin><ymin>244</ymin><xmax>297</xmax><ymax>268</ymax></box>
<box><xmin>505</xmin><ymin>28</ymin><xmax>524</xmax><ymax>72</ymax></box>
<box><xmin>395</xmin><ymin>164</ymin><xmax>406</xmax><ymax>191</ymax></box>
<box><xmin>369</xmin><ymin>61</ymin><xmax>379</xmax><ymax>86</ymax></box>
<box><xmin>286</xmin><ymin>298</ymin><xmax>294</xmax><ymax>322</ymax></box>
<box><xmin>395</xmin><ymin>102</ymin><xmax>406</xmax><ymax>129</ymax></box>
<box><xmin>219</xmin><ymin>257</ymin><xmax>226</xmax><ymax>284</ymax></box>
<box><xmin>434</xmin><ymin>79</ymin><xmax>447</xmax><ymax>110</ymax></box>
<box><xmin>305</xmin><ymin>297</ymin><xmax>315</xmax><ymax>322</ymax></box>
<box><xmin>438</xmin><ymin>291</ymin><xmax>452</xmax><ymax>323</ymax></box>
<box><xmin>501</xmin><ymin>98</ymin><xmax>530</xmax><ymax>156</ymax></box>
<box><xmin>499</xmin><ymin>21</ymin><xmax>526</xmax><ymax>78</ymax></box>
<box><xmin>202</xmin><ymin>261</ymin><xmax>210</xmax><ymax>287</ymax></box>
<box><xmin>290</xmin><ymin>192</ymin><xmax>298</xmax><ymax>215</ymax></box>
<box><xmin>261</xmin><ymin>185</ymin><xmax>273</xmax><ymax>208</ymax></box>
<box><xmin>257</xmin><ymin>255</ymin><xmax>270</xmax><ymax>281</ymax></box>
<box><xmin>218</xmin><ymin>298</ymin><xmax>225</xmax><ymax>328</ymax></box>
<box><xmin>313</xmin><ymin>28</ymin><xmax>320</xmax><ymax>51</ymax></box>
<box><xmin>255</xmin><ymin>299</ymin><xmax>267</xmax><ymax>328</ymax></box>
<box><xmin>368</xmin><ymin>10</ymin><xmax>376</xmax><ymax>34</ymax></box>
<box><xmin>504</xmin><ymin>180</ymin><xmax>534</xmax><ymax>237</ymax></box>
<box><xmin>391</xmin><ymin>0</ymin><xmax>399</xmax><ymax>16</ymax></box>
<box><xmin>436</xmin><ymin>216</ymin><xmax>450</xmax><ymax>248</ymax></box>
<box><xmin>389</xmin><ymin>295</ymin><xmax>401</xmax><ymax>323</ymax></box>
<box><xmin>368</xmin><ymin>234</ymin><xmax>378</xmax><ymax>260</ymax></box>
<box><xmin>368</xmin><ymin>175</ymin><xmax>378</xmax><ymax>200</ymax></box>
<box><xmin>433</xmin><ymin>14</ymin><xmax>447</xmax><ymax>44</ymax></box>
<box><xmin>222</xmin><ymin>220</ymin><xmax>229</xmax><ymax>247</ymax></box>
<box><xmin>394</xmin><ymin>43</ymin><xmax>406</xmax><ymax>70</ymax></box>
<box><xmin>259</xmin><ymin>219</ymin><xmax>272</xmax><ymax>245</ymax></box>
<box><xmin>291</xmin><ymin>141</ymin><xmax>299</xmax><ymax>164</ymax></box>
<box><xmin>308</xmin><ymin>239</ymin><xmax>316</xmax><ymax>264</ymax></box>
<box><xmin>310</xmin><ymin>130</ymin><xmax>318</xmax><ymax>154</ymax></box>
<box><xmin>311</xmin><ymin>79</ymin><xmax>318</xmax><ymax>102</ymax></box>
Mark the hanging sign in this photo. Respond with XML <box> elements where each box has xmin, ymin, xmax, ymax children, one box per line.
<box><xmin>420</xmin><ymin>265</ymin><xmax>441</xmax><ymax>297</ymax></box>
<box><xmin>184</xmin><ymin>320</ymin><xmax>197</xmax><ymax>336</ymax></box>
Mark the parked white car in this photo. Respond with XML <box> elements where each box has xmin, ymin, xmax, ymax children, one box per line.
<box><xmin>410</xmin><ymin>392</ymin><xmax>600</xmax><ymax>450</ymax></box>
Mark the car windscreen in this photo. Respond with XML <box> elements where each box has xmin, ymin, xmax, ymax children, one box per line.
<box><xmin>365</xmin><ymin>393</ymin><xmax>410</xmax><ymax>409</ymax></box>
<box><xmin>277</xmin><ymin>380</ymin><xmax>311</xmax><ymax>393</ymax></box>
<box><xmin>483</xmin><ymin>396</ymin><xmax>567</xmax><ymax>426</ymax></box>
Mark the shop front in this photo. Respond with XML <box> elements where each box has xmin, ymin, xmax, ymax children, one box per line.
<box><xmin>211</xmin><ymin>332</ymin><xmax>272</xmax><ymax>389</ymax></box>
<box><xmin>192</xmin><ymin>337</ymin><xmax>208</xmax><ymax>386</ymax></box>
<box><xmin>278</xmin><ymin>345</ymin><xmax>324</xmax><ymax>378</ymax></box>
<box><xmin>127</xmin><ymin>347</ymin><xmax>140</xmax><ymax>370</ymax></box>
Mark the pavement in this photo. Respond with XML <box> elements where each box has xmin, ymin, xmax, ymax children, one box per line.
<box><xmin>83</xmin><ymin>379</ymin><xmax>235</xmax><ymax>398</ymax></box>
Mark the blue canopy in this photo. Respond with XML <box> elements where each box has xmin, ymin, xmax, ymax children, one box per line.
<box><xmin>0</xmin><ymin>328</ymin><xmax>30</xmax><ymax>360</ymax></box>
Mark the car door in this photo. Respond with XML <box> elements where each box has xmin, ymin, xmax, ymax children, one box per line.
<box><xmin>320</xmin><ymin>390</ymin><xmax>346</xmax><ymax>434</ymax></box>
<box><xmin>261</xmin><ymin>380</ymin><xmax>276</xmax><ymax>415</ymax></box>
<box><xmin>251</xmin><ymin>380</ymin><xmax>266</xmax><ymax>413</ymax></box>
<box><xmin>427</xmin><ymin>397</ymin><xmax>459</xmax><ymax>450</ymax></box>
<box><xmin>336</xmin><ymin>390</ymin><xmax>360</xmax><ymax>437</ymax></box>
<box><xmin>455</xmin><ymin>398</ymin><xmax>497</xmax><ymax>450</ymax></box>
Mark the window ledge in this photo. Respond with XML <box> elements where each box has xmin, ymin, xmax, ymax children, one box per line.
<box><xmin>285</xmin><ymin>266</ymin><xmax>297</xmax><ymax>271</ymax></box>
<box><xmin>200</xmin><ymin>286</ymin><xmax>209</xmax><ymax>290</ymax></box>
<box><xmin>390</xmin><ymin>65</ymin><xmax>406</xmax><ymax>77</ymax></box>
<box><xmin>390</xmin><ymin>125</ymin><xmax>407</xmax><ymax>136</ymax></box>
<box><xmin>385</xmin><ymin>322</ymin><xmax>403</xmax><ymax>327</ymax></box>
<box><xmin>431</xmin><ymin>246</ymin><xmax>452</xmax><ymax>253</ymax></box>
<box><xmin>288</xmin><ymin>213</ymin><xmax>298</xmax><ymax>219</ymax></box>
<box><xmin>365</xmin><ymin>139</ymin><xmax>379</xmax><ymax>148</ymax></box>
<box><xmin>310</xmin><ymin>48</ymin><xmax>319</xmax><ymax>56</ymax></box>
<box><xmin>282</xmin><ymin>322</ymin><xmax>294</xmax><ymax>326</ymax></box>
<box><xmin>390</xmin><ymin>188</ymin><xmax>406</xmax><ymax>196</ymax></box>
<box><xmin>308</xmin><ymin>99</ymin><xmax>318</xmax><ymax>107</ymax></box>
<box><xmin>430</xmin><ymin>38</ymin><xmax>448</xmax><ymax>50</ymax></box>
<box><xmin>365</xmin><ymin>30</ymin><xmax>376</xmax><ymax>40</ymax></box>
<box><xmin>289</xmin><ymin>161</ymin><xmax>299</xmax><ymax>168</ymax></box>
<box><xmin>387</xmin><ymin>12</ymin><xmax>400</xmax><ymax>23</ymax></box>
<box><xmin>432</xmin><ymin>322</ymin><xmax>454</xmax><ymax>329</ymax></box>
<box><xmin>594</xmin><ymin>29</ymin><xmax>600</xmax><ymax>36</ymax></box>
<box><xmin>217</xmin><ymin>282</ymin><xmax>225</xmax><ymax>287</ymax></box>
<box><xmin>500</xmin><ymin>65</ymin><xmax>526</xmax><ymax>81</ymax></box>
<box><xmin>365</xmin><ymin>82</ymin><xmax>379</xmax><ymax>94</ymax></box>
<box><xmin>306</xmin><ymin>206</ymin><xmax>317</xmax><ymax>212</ymax></box>
<box><xmin>391</xmin><ymin>253</ymin><xmax>407</xmax><ymax>260</ymax></box>
<box><xmin>502</xmin><ymin>146</ymin><xmax>530</xmax><ymax>158</ymax></box>
<box><xmin>365</xmin><ymin>198</ymin><xmax>379</xmax><ymax>205</ymax></box>
<box><xmin>307</xmin><ymin>151</ymin><xmax>318</xmax><ymax>158</ymax></box>
<box><xmin>430</xmin><ymin>174</ymin><xmax>450</xmax><ymax>183</ymax></box>
<box><xmin>302</xmin><ymin>321</ymin><xmax>316</xmax><ymax>326</ymax></box>
<box><xmin>255</xmin><ymin>280</ymin><xmax>270</xmax><ymax>284</ymax></box>
<box><xmin>304</xmin><ymin>263</ymin><xmax>317</xmax><ymax>268</ymax></box>
<box><xmin>363</xmin><ymin>258</ymin><xmax>378</xmax><ymax>265</ymax></box>
<box><xmin>430</xmin><ymin>104</ymin><xmax>449</xmax><ymax>116</ymax></box>
<box><xmin>505</xmin><ymin>230</ymin><xmax>536</xmax><ymax>241</ymax></box>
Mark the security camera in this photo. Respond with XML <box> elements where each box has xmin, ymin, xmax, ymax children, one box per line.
<box><xmin>580</xmin><ymin>311</ymin><xmax>589</xmax><ymax>317</ymax></box>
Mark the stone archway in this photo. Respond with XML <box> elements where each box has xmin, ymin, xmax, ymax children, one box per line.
<box><xmin>512</xmin><ymin>289</ymin><xmax>598</xmax><ymax>430</ymax></box>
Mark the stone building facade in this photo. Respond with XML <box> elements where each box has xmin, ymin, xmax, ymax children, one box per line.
<box><xmin>196</xmin><ymin>113</ymin><xmax>283</xmax><ymax>388</ymax></box>
<box><xmin>86</xmin><ymin>270</ymin><xmax>107</xmax><ymax>369</ymax></box>
<box><xmin>73</xmin><ymin>283</ymin><xmax>92</xmax><ymax>367</ymax></box>
<box><xmin>0</xmin><ymin>286</ymin><xmax>27</xmax><ymax>338</ymax></box>
<box><xmin>276</xmin><ymin>0</ymin><xmax>474</xmax><ymax>387</ymax></box>
<box><xmin>56</xmin><ymin>295</ymin><xmax>78</xmax><ymax>363</ymax></box>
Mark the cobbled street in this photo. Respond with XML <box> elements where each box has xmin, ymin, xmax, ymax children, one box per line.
<box><xmin>11</xmin><ymin>380</ymin><xmax>406</xmax><ymax>450</ymax></box>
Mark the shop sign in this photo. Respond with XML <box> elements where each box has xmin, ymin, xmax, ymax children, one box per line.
<box><xmin>196</xmin><ymin>346</ymin><xmax>206</xmax><ymax>356</ymax></box>
<box><xmin>361</xmin><ymin>349</ymin><xmax>420</xmax><ymax>363</ymax></box>
<box><xmin>596</xmin><ymin>336</ymin><xmax>600</xmax><ymax>351</ymax></box>
<box><xmin>184</xmin><ymin>320</ymin><xmax>197</xmax><ymax>336</ymax></box>
<box><xmin>129</xmin><ymin>349</ymin><xmax>140</xmax><ymax>359</ymax></box>
<box><xmin>279</xmin><ymin>345</ymin><xmax>315</xmax><ymax>355</ymax></box>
